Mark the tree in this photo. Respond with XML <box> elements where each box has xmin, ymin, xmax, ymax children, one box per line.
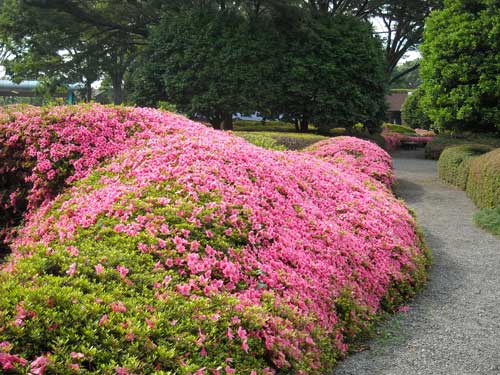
<box><xmin>130</xmin><ymin>6</ymin><xmax>281</xmax><ymax>130</ymax></box>
<box><xmin>390</xmin><ymin>59</ymin><xmax>422</xmax><ymax>89</ymax></box>
<box><xmin>0</xmin><ymin>0</ymin><xmax>142</xmax><ymax>103</ymax></box>
<box><xmin>401</xmin><ymin>87</ymin><xmax>431</xmax><ymax>129</ymax></box>
<box><xmin>302</xmin><ymin>0</ymin><xmax>441</xmax><ymax>79</ymax></box>
<box><xmin>420</xmin><ymin>0</ymin><xmax>500</xmax><ymax>132</ymax></box>
<box><xmin>277</xmin><ymin>14</ymin><xmax>387</xmax><ymax>133</ymax></box>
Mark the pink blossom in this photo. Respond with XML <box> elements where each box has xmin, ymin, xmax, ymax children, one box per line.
<box><xmin>99</xmin><ymin>314</ymin><xmax>109</xmax><ymax>326</ymax></box>
<box><xmin>29</xmin><ymin>355</ymin><xmax>49</xmax><ymax>375</ymax></box>
<box><xmin>0</xmin><ymin>352</ymin><xmax>27</xmax><ymax>370</ymax></box>
<box><xmin>69</xmin><ymin>363</ymin><xmax>80</xmax><ymax>371</ymax></box>
<box><xmin>70</xmin><ymin>352</ymin><xmax>84</xmax><ymax>360</ymax></box>
<box><xmin>66</xmin><ymin>246</ymin><xmax>79</xmax><ymax>256</ymax></box>
<box><xmin>66</xmin><ymin>263</ymin><xmax>77</xmax><ymax>276</ymax></box>
<box><xmin>176</xmin><ymin>284</ymin><xmax>191</xmax><ymax>296</ymax></box>
<box><xmin>94</xmin><ymin>263</ymin><xmax>104</xmax><ymax>274</ymax></box>
<box><xmin>110</xmin><ymin>301</ymin><xmax>127</xmax><ymax>313</ymax></box>
<box><xmin>116</xmin><ymin>265</ymin><xmax>129</xmax><ymax>279</ymax></box>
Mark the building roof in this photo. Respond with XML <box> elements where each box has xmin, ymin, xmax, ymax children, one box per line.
<box><xmin>386</xmin><ymin>92</ymin><xmax>410</xmax><ymax>112</ymax></box>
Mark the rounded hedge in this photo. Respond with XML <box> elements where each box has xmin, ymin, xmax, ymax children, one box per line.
<box><xmin>305</xmin><ymin>136</ymin><xmax>394</xmax><ymax>187</ymax></box>
<box><xmin>437</xmin><ymin>144</ymin><xmax>494</xmax><ymax>189</ymax></box>
<box><xmin>466</xmin><ymin>148</ymin><xmax>500</xmax><ymax>208</ymax></box>
<box><xmin>0</xmin><ymin>105</ymin><xmax>430</xmax><ymax>374</ymax></box>
<box><xmin>0</xmin><ymin>104</ymin><xmax>176</xmax><ymax>256</ymax></box>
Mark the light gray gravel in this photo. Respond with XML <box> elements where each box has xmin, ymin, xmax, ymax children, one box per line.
<box><xmin>334</xmin><ymin>149</ymin><xmax>500</xmax><ymax>375</ymax></box>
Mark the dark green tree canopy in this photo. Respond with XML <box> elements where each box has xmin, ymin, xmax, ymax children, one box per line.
<box><xmin>420</xmin><ymin>0</ymin><xmax>500</xmax><ymax>132</ymax></box>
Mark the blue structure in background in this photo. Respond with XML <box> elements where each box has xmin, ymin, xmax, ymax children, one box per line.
<box><xmin>0</xmin><ymin>80</ymin><xmax>83</xmax><ymax>104</ymax></box>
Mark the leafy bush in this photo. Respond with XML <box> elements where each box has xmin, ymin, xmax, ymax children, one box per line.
<box><xmin>437</xmin><ymin>145</ymin><xmax>494</xmax><ymax>189</ymax></box>
<box><xmin>0</xmin><ymin>105</ymin><xmax>429</xmax><ymax>374</ymax></box>
<box><xmin>385</xmin><ymin>123</ymin><xmax>416</xmax><ymax>135</ymax></box>
<box><xmin>474</xmin><ymin>207</ymin><xmax>500</xmax><ymax>237</ymax></box>
<box><xmin>466</xmin><ymin>148</ymin><xmax>500</xmax><ymax>208</ymax></box>
<box><xmin>305</xmin><ymin>136</ymin><xmax>394</xmax><ymax>187</ymax></box>
<box><xmin>425</xmin><ymin>134</ymin><xmax>500</xmax><ymax>160</ymax></box>
<box><xmin>157</xmin><ymin>101</ymin><xmax>179</xmax><ymax>113</ymax></box>
<box><xmin>420</xmin><ymin>0</ymin><xmax>500</xmax><ymax>133</ymax></box>
<box><xmin>400</xmin><ymin>88</ymin><xmax>431</xmax><ymax>130</ymax></box>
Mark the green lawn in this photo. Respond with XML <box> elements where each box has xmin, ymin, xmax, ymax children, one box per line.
<box><xmin>234</xmin><ymin>120</ymin><xmax>328</xmax><ymax>150</ymax></box>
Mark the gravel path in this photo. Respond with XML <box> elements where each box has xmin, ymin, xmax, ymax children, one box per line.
<box><xmin>335</xmin><ymin>149</ymin><xmax>500</xmax><ymax>375</ymax></box>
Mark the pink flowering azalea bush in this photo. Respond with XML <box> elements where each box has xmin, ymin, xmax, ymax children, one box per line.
<box><xmin>305</xmin><ymin>136</ymin><xmax>395</xmax><ymax>187</ymax></box>
<box><xmin>0</xmin><ymin>104</ymin><xmax>195</xmax><ymax>254</ymax></box>
<box><xmin>0</xmin><ymin>105</ymin><xmax>430</xmax><ymax>374</ymax></box>
<box><xmin>381</xmin><ymin>128</ymin><xmax>435</xmax><ymax>152</ymax></box>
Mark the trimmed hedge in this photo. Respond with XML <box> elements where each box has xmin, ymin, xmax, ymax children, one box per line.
<box><xmin>437</xmin><ymin>145</ymin><xmax>494</xmax><ymax>189</ymax></box>
<box><xmin>384</xmin><ymin>123</ymin><xmax>416</xmax><ymax>135</ymax></box>
<box><xmin>466</xmin><ymin>148</ymin><xmax>500</xmax><ymax>208</ymax></box>
<box><xmin>0</xmin><ymin>104</ymin><xmax>430</xmax><ymax>375</ymax></box>
<box><xmin>425</xmin><ymin>134</ymin><xmax>500</xmax><ymax>160</ymax></box>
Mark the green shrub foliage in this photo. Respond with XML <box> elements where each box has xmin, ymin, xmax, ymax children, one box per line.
<box><xmin>401</xmin><ymin>88</ymin><xmax>431</xmax><ymax>130</ymax></box>
<box><xmin>474</xmin><ymin>207</ymin><xmax>500</xmax><ymax>237</ymax></box>
<box><xmin>437</xmin><ymin>144</ymin><xmax>493</xmax><ymax>189</ymax></box>
<box><xmin>466</xmin><ymin>148</ymin><xmax>500</xmax><ymax>208</ymax></box>
<box><xmin>385</xmin><ymin>123</ymin><xmax>417</xmax><ymax>135</ymax></box>
<box><xmin>420</xmin><ymin>0</ymin><xmax>500</xmax><ymax>133</ymax></box>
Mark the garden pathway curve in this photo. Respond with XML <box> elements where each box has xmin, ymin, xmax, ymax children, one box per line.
<box><xmin>335</xmin><ymin>149</ymin><xmax>500</xmax><ymax>375</ymax></box>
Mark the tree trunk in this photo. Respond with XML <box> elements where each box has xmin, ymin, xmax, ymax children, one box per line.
<box><xmin>85</xmin><ymin>81</ymin><xmax>92</xmax><ymax>102</ymax></box>
<box><xmin>222</xmin><ymin>112</ymin><xmax>233</xmax><ymax>131</ymax></box>
<box><xmin>211</xmin><ymin>120</ymin><xmax>222</xmax><ymax>130</ymax></box>
<box><xmin>299</xmin><ymin>119</ymin><xmax>309</xmax><ymax>132</ymax></box>
<box><xmin>112</xmin><ymin>73</ymin><xmax>124</xmax><ymax>105</ymax></box>
<box><xmin>294</xmin><ymin>119</ymin><xmax>300</xmax><ymax>132</ymax></box>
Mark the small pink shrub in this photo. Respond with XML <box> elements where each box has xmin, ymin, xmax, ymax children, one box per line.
<box><xmin>305</xmin><ymin>136</ymin><xmax>395</xmax><ymax>187</ymax></box>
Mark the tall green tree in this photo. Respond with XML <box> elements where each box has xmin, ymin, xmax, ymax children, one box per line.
<box><xmin>420</xmin><ymin>0</ymin><xmax>500</xmax><ymax>132</ymax></box>
<box><xmin>130</xmin><ymin>6</ymin><xmax>281</xmax><ymax>130</ymax></box>
<box><xmin>0</xmin><ymin>0</ymin><xmax>142</xmax><ymax>103</ymax></box>
<box><xmin>390</xmin><ymin>59</ymin><xmax>421</xmax><ymax>89</ymax></box>
<box><xmin>277</xmin><ymin>14</ymin><xmax>387</xmax><ymax>133</ymax></box>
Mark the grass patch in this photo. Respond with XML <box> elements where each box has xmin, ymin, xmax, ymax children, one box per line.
<box><xmin>236</xmin><ymin>131</ymin><xmax>328</xmax><ymax>150</ymax></box>
<box><xmin>474</xmin><ymin>207</ymin><xmax>500</xmax><ymax>237</ymax></box>
<box><xmin>234</xmin><ymin>120</ymin><xmax>318</xmax><ymax>133</ymax></box>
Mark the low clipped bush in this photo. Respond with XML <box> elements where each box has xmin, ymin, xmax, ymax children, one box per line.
<box><xmin>0</xmin><ymin>105</ymin><xmax>430</xmax><ymax>374</ymax></box>
<box><xmin>305</xmin><ymin>136</ymin><xmax>394</xmax><ymax>187</ymax></box>
<box><xmin>466</xmin><ymin>148</ymin><xmax>500</xmax><ymax>208</ymax></box>
<box><xmin>384</xmin><ymin>123</ymin><xmax>416</xmax><ymax>135</ymax></box>
<box><xmin>425</xmin><ymin>134</ymin><xmax>500</xmax><ymax>160</ymax></box>
<box><xmin>437</xmin><ymin>145</ymin><xmax>494</xmax><ymax>189</ymax></box>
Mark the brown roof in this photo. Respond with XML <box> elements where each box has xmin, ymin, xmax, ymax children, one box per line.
<box><xmin>386</xmin><ymin>92</ymin><xmax>409</xmax><ymax>112</ymax></box>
